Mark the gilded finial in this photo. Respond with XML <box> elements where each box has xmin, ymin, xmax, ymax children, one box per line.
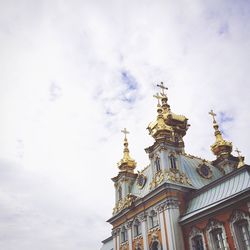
<box><xmin>121</xmin><ymin>128</ymin><xmax>129</xmax><ymax>140</ymax></box>
<box><xmin>157</xmin><ymin>82</ymin><xmax>168</xmax><ymax>97</ymax></box>
<box><xmin>209</xmin><ymin>110</ymin><xmax>217</xmax><ymax>123</ymax></box>
<box><xmin>209</xmin><ymin>110</ymin><xmax>232</xmax><ymax>157</ymax></box>
<box><xmin>235</xmin><ymin>148</ymin><xmax>245</xmax><ymax>168</ymax></box>
<box><xmin>117</xmin><ymin>128</ymin><xmax>136</xmax><ymax>172</ymax></box>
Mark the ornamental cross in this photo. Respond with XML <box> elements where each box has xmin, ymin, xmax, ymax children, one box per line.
<box><xmin>209</xmin><ymin>110</ymin><xmax>217</xmax><ymax>122</ymax></box>
<box><xmin>121</xmin><ymin>128</ymin><xmax>129</xmax><ymax>139</ymax></box>
<box><xmin>157</xmin><ymin>82</ymin><xmax>168</xmax><ymax>96</ymax></box>
<box><xmin>153</xmin><ymin>92</ymin><xmax>162</xmax><ymax>105</ymax></box>
<box><xmin>235</xmin><ymin>148</ymin><xmax>241</xmax><ymax>156</ymax></box>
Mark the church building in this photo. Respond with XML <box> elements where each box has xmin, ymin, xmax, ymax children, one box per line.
<box><xmin>101</xmin><ymin>82</ymin><xmax>250</xmax><ymax>250</ymax></box>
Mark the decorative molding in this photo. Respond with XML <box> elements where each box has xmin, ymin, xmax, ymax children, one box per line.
<box><xmin>136</xmin><ymin>172</ymin><xmax>147</xmax><ymax>189</ymax></box>
<box><xmin>139</xmin><ymin>212</ymin><xmax>148</xmax><ymax>222</ymax></box>
<box><xmin>229</xmin><ymin>209</ymin><xmax>249</xmax><ymax>223</ymax></box>
<box><xmin>113</xmin><ymin>194</ymin><xmax>136</xmax><ymax>215</ymax></box>
<box><xmin>149</xmin><ymin>168</ymin><xmax>192</xmax><ymax>190</ymax></box>
<box><xmin>135</xmin><ymin>240</ymin><xmax>142</xmax><ymax>250</ymax></box>
<box><xmin>164</xmin><ymin>198</ymin><xmax>179</xmax><ymax>209</ymax></box>
<box><xmin>206</xmin><ymin>219</ymin><xmax>224</xmax><ymax>232</ymax></box>
<box><xmin>197</xmin><ymin>162</ymin><xmax>213</xmax><ymax>179</ymax></box>
<box><xmin>126</xmin><ymin>220</ymin><xmax>133</xmax><ymax>229</ymax></box>
<box><xmin>149</xmin><ymin>170</ymin><xmax>165</xmax><ymax>189</ymax></box>
<box><xmin>229</xmin><ymin>210</ymin><xmax>250</xmax><ymax>250</ymax></box>
<box><xmin>189</xmin><ymin>227</ymin><xmax>207</xmax><ymax>250</ymax></box>
<box><xmin>206</xmin><ymin>219</ymin><xmax>229</xmax><ymax>250</ymax></box>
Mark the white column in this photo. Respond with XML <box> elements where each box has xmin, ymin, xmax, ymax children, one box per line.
<box><xmin>117</xmin><ymin>228</ymin><xmax>120</xmax><ymax>249</ymax></box>
<box><xmin>140</xmin><ymin>213</ymin><xmax>149</xmax><ymax>250</ymax></box>
<box><xmin>112</xmin><ymin>230</ymin><xmax>117</xmax><ymax>250</ymax></box>
<box><xmin>158</xmin><ymin>204</ymin><xmax>168</xmax><ymax>250</ymax></box>
<box><xmin>164</xmin><ymin>198</ymin><xmax>184</xmax><ymax>250</ymax></box>
<box><xmin>127</xmin><ymin>221</ymin><xmax>133</xmax><ymax>250</ymax></box>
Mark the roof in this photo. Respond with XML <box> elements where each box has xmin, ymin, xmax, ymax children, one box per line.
<box><xmin>130</xmin><ymin>153</ymin><xmax>224</xmax><ymax>198</ymax></box>
<box><xmin>180</xmin><ymin>166</ymin><xmax>250</xmax><ymax>223</ymax></box>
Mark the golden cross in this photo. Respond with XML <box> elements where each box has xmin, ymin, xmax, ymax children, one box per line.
<box><xmin>157</xmin><ymin>82</ymin><xmax>168</xmax><ymax>96</ymax></box>
<box><xmin>121</xmin><ymin>128</ymin><xmax>129</xmax><ymax>139</ymax></box>
<box><xmin>235</xmin><ymin>148</ymin><xmax>241</xmax><ymax>156</ymax></box>
<box><xmin>209</xmin><ymin>110</ymin><xmax>217</xmax><ymax>123</ymax></box>
<box><xmin>153</xmin><ymin>92</ymin><xmax>162</xmax><ymax>105</ymax></box>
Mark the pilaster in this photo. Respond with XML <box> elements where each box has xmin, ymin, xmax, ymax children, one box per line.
<box><xmin>126</xmin><ymin>221</ymin><xmax>133</xmax><ymax>250</ymax></box>
<box><xmin>163</xmin><ymin>198</ymin><xmax>184</xmax><ymax>250</ymax></box>
<box><xmin>140</xmin><ymin>213</ymin><xmax>149</xmax><ymax>250</ymax></box>
<box><xmin>157</xmin><ymin>204</ymin><xmax>168</xmax><ymax>250</ymax></box>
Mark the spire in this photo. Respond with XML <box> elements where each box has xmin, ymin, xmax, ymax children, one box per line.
<box><xmin>235</xmin><ymin>148</ymin><xmax>245</xmax><ymax>168</ymax></box>
<box><xmin>147</xmin><ymin>82</ymin><xmax>189</xmax><ymax>148</ymax></box>
<box><xmin>209</xmin><ymin>110</ymin><xmax>232</xmax><ymax>157</ymax></box>
<box><xmin>117</xmin><ymin>128</ymin><xmax>136</xmax><ymax>172</ymax></box>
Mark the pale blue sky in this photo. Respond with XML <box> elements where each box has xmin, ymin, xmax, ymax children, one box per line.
<box><xmin>0</xmin><ymin>0</ymin><xmax>250</xmax><ymax>249</ymax></box>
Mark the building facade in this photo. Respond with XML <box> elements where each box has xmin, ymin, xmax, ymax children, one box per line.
<box><xmin>101</xmin><ymin>83</ymin><xmax>250</xmax><ymax>250</ymax></box>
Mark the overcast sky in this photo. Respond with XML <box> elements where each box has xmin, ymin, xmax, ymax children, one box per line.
<box><xmin>0</xmin><ymin>0</ymin><xmax>250</xmax><ymax>249</ymax></box>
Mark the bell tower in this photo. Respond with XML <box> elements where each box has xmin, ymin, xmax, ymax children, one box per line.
<box><xmin>208</xmin><ymin>110</ymin><xmax>242</xmax><ymax>173</ymax></box>
<box><xmin>146</xmin><ymin>82</ymin><xmax>190</xmax><ymax>178</ymax></box>
<box><xmin>111</xmin><ymin>128</ymin><xmax>137</xmax><ymax>215</ymax></box>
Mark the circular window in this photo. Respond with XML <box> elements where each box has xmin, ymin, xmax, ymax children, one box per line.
<box><xmin>197</xmin><ymin>163</ymin><xmax>212</xmax><ymax>179</ymax></box>
<box><xmin>136</xmin><ymin>173</ymin><xmax>147</xmax><ymax>189</ymax></box>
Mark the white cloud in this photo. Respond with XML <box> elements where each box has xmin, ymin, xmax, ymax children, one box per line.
<box><xmin>0</xmin><ymin>0</ymin><xmax>250</xmax><ymax>249</ymax></box>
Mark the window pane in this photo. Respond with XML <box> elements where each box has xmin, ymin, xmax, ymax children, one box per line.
<box><xmin>211</xmin><ymin>228</ymin><xmax>226</xmax><ymax>250</ymax></box>
<box><xmin>235</xmin><ymin>220</ymin><xmax>250</xmax><ymax>250</ymax></box>
<box><xmin>192</xmin><ymin>235</ymin><xmax>204</xmax><ymax>250</ymax></box>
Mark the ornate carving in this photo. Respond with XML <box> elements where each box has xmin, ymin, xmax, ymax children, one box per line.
<box><xmin>138</xmin><ymin>212</ymin><xmax>148</xmax><ymax>222</ymax></box>
<box><xmin>112</xmin><ymin>194</ymin><xmax>136</xmax><ymax>215</ymax></box>
<box><xmin>206</xmin><ymin>219</ymin><xmax>224</xmax><ymax>232</ymax></box>
<box><xmin>135</xmin><ymin>240</ymin><xmax>142</xmax><ymax>250</ymax></box>
<box><xmin>149</xmin><ymin>168</ymin><xmax>192</xmax><ymax>190</ymax></box>
<box><xmin>149</xmin><ymin>170</ymin><xmax>165</xmax><ymax>189</ymax></box>
<box><xmin>189</xmin><ymin>226</ymin><xmax>202</xmax><ymax>238</ymax></box>
<box><xmin>164</xmin><ymin>198</ymin><xmax>179</xmax><ymax>209</ymax></box>
<box><xmin>230</xmin><ymin>209</ymin><xmax>249</xmax><ymax>223</ymax></box>
<box><xmin>126</xmin><ymin>220</ymin><xmax>133</xmax><ymax>229</ymax></box>
<box><xmin>197</xmin><ymin>162</ymin><xmax>213</xmax><ymax>179</ymax></box>
<box><xmin>136</xmin><ymin>172</ymin><xmax>147</xmax><ymax>189</ymax></box>
<box><xmin>151</xmin><ymin>232</ymin><xmax>159</xmax><ymax>241</ymax></box>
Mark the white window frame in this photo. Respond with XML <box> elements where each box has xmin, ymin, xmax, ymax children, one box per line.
<box><xmin>133</xmin><ymin>218</ymin><xmax>142</xmax><ymax>238</ymax></box>
<box><xmin>168</xmin><ymin>152</ymin><xmax>178</xmax><ymax>171</ymax></box>
<box><xmin>148</xmin><ymin>210</ymin><xmax>159</xmax><ymax>229</ymax></box>
<box><xmin>120</xmin><ymin>226</ymin><xmax>128</xmax><ymax>243</ymax></box>
<box><xmin>230</xmin><ymin>210</ymin><xmax>250</xmax><ymax>250</ymax></box>
<box><xmin>206</xmin><ymin>219</ymin><xmax>229</xmax><ymax>250</ymax></box>
<box><xmin>189</xmin><ymin>227</ymin><xmax>206</xmax><ymax>250</ymax></box>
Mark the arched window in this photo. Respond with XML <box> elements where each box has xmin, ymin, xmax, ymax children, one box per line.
<box><xmin>230</xmin><ymin>210</ymin><xmax>250</xmax><ymax>250</ymax></box>
<box><xmin>118</xmin><ymin>186</ymin><xmax>122</xmax><ymax>201</ymax></box>
<box><xmin>133</xmin><ymin>219</ymin><xmax>142</xmax><ymax>237</ymax></box>
<box><xmin>155</xmin><ymin>157</ymin><xmax>161</xmax><ymax>172</ymax></box>
<box><xmin>169</xmin><ymin>154</ymin><xmax>177</xmax><ymax>170</ymax></box>
<box><xmin>150</xmin><ymin>241</ymin><xmax>161</xmax><ymax>250</ymax></box>
<box><xmin>210</xmin><ymin>228</ymin><xmax>226</xmax><ymax>249</ymax></box>
<box><xmin>191</xmin><ymin>235</ymin><xmax>204</xmax><ymax>250</ymax></box>
<box><xmin>234</xmin><ymin>220</ymin><xmax>250</xmax><ymax>249</ymax></box>
<box><xmin>120</xmin><ymin>226</ymin><xmax>128</xmax><ymax>243</ymax></box>
<box><xmin>148</xmin><ymin>210</ymin><xmax>158</xmax><ymax>229</ymax></box>
<box><xmin>189</xmin><ymin>227</ymin><xmax>206</xmax><ymax>250</ymax></box>
<box><xmin>206</xmin><ymin>219</ymin><xmax>228</xmax><ymax>250</ymax></box>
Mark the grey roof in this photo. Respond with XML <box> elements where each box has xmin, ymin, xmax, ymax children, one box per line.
<box><xmin>131</xmin><ymin>154</ymin><xmax>224</xmax><ymax>198</ymax></box>
<box><xmin>180</xmin><ymin>166</ymin><xmax>250</xmax><ymax>222</ymax></box>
